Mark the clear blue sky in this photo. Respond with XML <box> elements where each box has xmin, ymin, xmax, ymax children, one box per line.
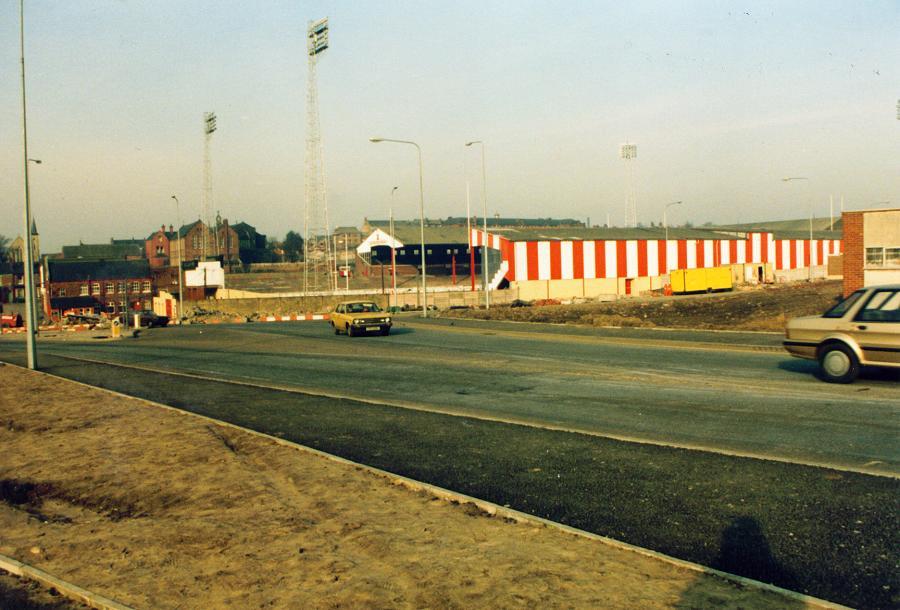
<box><xmin>1</xmin><ymin>1</ymin><xmax>897</xmax><ymax>251</ymax></box>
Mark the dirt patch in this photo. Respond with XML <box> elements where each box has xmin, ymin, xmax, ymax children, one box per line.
<box><xmin>0</xmin><ymin>366</ymin><xmax>813</xmax><ymax>609</ymax></box>
<box><xmin>441</xmin><ymin>281</ymin><xmax>843</xmax><ymax>331</ymax></box>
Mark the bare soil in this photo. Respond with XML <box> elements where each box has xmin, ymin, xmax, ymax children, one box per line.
<box><xmin>440</xmin><ymin>281</ymin><xmax>843</xmax><ymax>331</ymax></box>
<box><xmin>0</xmin><ymin>365</ymin><xmax>813</xmax><ymax>609</ymax></box>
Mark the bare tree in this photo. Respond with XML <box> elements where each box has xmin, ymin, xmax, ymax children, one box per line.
<box><xmin>0</xmin><ymin>235</ymin><xmax>9</xmax><ymax>263</ymax></box>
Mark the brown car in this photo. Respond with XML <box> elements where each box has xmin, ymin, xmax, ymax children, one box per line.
<box><xmin>783</xmin><ymin>284</ymin><xmax>900</xmax><ymax>383</ymax></box>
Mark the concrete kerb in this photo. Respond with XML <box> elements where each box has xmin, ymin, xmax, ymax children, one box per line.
<box><xmin>5</xmin><ymin>362</ymin><xmax>853</xmax><ymax>609</ymax></box>
<box><xmin>45</xmin><ymin>353</ymin><xmax>900</xmax><ymax>479</ymax></box>
<box><xmin>0</xmin><ymin>554</ymin><xmax>134</xmax><ymax>610</ymax></box>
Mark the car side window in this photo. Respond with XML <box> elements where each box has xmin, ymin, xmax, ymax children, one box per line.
<box><xmin>823</xmin><ymin>290</ymin><xmax>865</xmax><ymax>319</ymax></box>
<box><xmin>854</xmin><ymin>290</ymin><xmax>900</xmax><ymax>323</ymax></box>
<box><xmin>336</xmin><ymin>305</ymin><xmax>344</xmax><ymax>314</ymax></box>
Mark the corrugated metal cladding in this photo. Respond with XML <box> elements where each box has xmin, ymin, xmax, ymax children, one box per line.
<box><xmin>471</xmin><ymin>230</ymin><xmax>843</xmax><ymax>282</ymax></box>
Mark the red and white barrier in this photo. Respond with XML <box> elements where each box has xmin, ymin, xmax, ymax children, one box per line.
<box><xmin>260</xmin><ymin>314</ymin><xmax>330</xmax><ymax>323</ymax></box>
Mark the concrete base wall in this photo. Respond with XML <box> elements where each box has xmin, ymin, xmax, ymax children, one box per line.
<box><xmin>197</xmin><ymin>289</ymin><xmax>515</xmax><ymax>316</ymax></box>
<box><xmin>774</xmin><ymin>266</ymin><xmax>827</xmax><ymax>283</ymax></box>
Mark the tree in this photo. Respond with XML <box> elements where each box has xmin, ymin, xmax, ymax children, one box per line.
<box><xmin>0</xmin><ymin>234</ymin><xmax>9</xmax><ymax>263</ymax></box>
<box><xmin>283</xmin><ymin>231</ymin><xmax>304</xmax><ymax>263</ymax></box>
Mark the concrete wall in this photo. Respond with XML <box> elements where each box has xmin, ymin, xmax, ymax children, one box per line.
<box><xmin>199</xmin><ymin>288</ymin><xmax>515</xmax><ymax>316</ymax></box>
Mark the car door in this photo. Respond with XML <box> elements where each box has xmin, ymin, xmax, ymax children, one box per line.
<box><xmin>851</xmin><ymin>288</ymin><xmax>900</xmax><ymax>365</ymax></box>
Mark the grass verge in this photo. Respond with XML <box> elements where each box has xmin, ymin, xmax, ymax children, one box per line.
<box><xmin>12</xmin><ymin>354</ymin><xmax>899</xmax><ymax>609</ymax></box>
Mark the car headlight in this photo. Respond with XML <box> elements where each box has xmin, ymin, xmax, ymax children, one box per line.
<box><xmin>353</xmin><ymin>319</ymin><xmax>360</xmax><ymax>324</ymax></box>
<box><xmin>385</xmin><ymin>317</ymin><xmax>391</xmax><ymax>323</ymax></box>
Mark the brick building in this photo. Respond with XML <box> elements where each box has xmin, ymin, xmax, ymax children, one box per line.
<box><xmin>43</xmin><ymin>260</ymin><xmax>154</xmax><ymax>319</ymax></box>
<box><xmin>145</xmin><ymin>220</ymin><xmax>239</xmax><ymax>268</ymax></box>
<box><xmin>842</xmin><ymin>208</ymin><xmax>900</xmax><ymax>296</ymax></box>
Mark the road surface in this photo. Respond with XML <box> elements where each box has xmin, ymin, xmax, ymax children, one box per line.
<box><xmin>2</xmin><ymin>316</ymin><xmax>898</xmax><ymax>475</ymax></box>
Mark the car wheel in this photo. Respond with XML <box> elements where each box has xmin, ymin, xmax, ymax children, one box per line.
<box><xmin>818</xmin><ymin>343</ymin><xmax>859</xmax><ymax>383</ymax></box>
<box><xmin>347</xmin><ymin>324</ymin><xmax>355</xmax><ymax>337</ymax></box>
<box><xmin>333</xmin><ymin>323</ymin><xmax>340</xmax><ymax>335</ymax></box>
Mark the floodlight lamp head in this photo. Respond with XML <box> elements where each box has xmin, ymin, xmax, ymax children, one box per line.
<box><xmin>369</xmin><ymin>137</ymin><xmax>383</xmax><ymax>143</ymax></box>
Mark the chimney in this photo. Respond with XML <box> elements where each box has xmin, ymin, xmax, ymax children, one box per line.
<box><xmin>161</xmin><ymin>225</ymin><xmax>165</xmax><ymax>233</ymax></box>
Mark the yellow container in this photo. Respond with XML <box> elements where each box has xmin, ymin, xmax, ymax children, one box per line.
<box><xmin>670</xmin><ymin>266</ymin><xmax>733</xmax><ymax>294</ymax></box>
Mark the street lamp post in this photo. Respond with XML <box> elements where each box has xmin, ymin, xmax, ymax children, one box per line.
<box><xmin>19</xmin><ymin>0</ymin><xmax>37</xmax><ymax>369</ymax></box>
<box><xmin>782</xmin><ymin>177</ymin><xmax>812</xmax><ymax>280</ymax></box>
<box><xmin>465</xmin><ymin>141</ymin><xmax>490</xmax><ymax>308</ymax></box>
<box><xmin>389</xmin><ymin>186</ymin><xmax>398</xmax><ymax>309</ymax></box>
<box><xmin>171</xmin><ymin>196</ymin><xmax>185</xmax><ymax>323</ymax></box>
<box><xmin>663</xmin><ymin>201</ymin><xmax>682</xmax><ymax>242</ymax></box>
<box><xmin>370</xmin><ymin>138</ymin><xmax>428</xmax><ymax>318</ymax></box>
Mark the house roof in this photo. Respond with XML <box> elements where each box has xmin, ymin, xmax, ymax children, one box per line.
<box><xmin>61</xmin><ymin>243</ymin><xmax>144</xmax><ymax>260</ymax></box>
<box><xmin>48</xmin><ymin>260</ymin><xmax>151</xmax><ymax>282</ymax></box>
<box><xmin>333</xmin><ymin>226</ymin><xmax>361</xmax><ymax>234</ymax></box>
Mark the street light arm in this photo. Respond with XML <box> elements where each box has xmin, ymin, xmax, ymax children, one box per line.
<box><xmin>370</xmin><ymin>137</ymin><xmax>420</xmax><ymax>151</ymax></box>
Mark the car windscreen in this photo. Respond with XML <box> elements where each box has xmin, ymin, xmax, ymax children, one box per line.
<box><xmin>347</xmin><ymin>303</ymin><xmax>380</xmax><ymax>313</ymax></box>
<box><xmin>823</xmin><ymin>290</ymin><xmax>865</xmax><ymax>319</ymax></box>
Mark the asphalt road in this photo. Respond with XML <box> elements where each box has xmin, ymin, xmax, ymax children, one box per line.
<box><xmin>2</xmin><ymin>316</ymin><xmax>898</xmax><ymax>475</ymax></box>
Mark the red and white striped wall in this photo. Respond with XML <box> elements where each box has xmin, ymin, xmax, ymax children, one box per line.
<box><xmin>471</xmin><ymin>230</ymin><xmax>842</xmax><ymax>282</ymax></box>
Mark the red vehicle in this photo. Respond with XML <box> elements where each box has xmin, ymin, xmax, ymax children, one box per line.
<box><xmin>1</xmin><ymin>313</ymin><xmax>22</xmax><ymax>328</ymax></box>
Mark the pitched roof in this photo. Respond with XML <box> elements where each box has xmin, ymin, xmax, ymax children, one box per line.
<box><xmin>333</xmin><ymin>226</ymin><xmax>361</xmax><ymax>234</ymax></box>
<box><xmin>61</xmin><ymin>243</ymin><xmax>144</xmax><ymax>260</ymax></box>
<box><xmin>48</xmin><ymin>259</ymin><xmax>151</xmax><ymax>282</ymax></box>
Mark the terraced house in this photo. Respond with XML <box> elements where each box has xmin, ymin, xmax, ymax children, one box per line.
<box><xmin>42</xmin><ymin>260</ymin><xmax>155</xmax><ymax>319</ymax></box>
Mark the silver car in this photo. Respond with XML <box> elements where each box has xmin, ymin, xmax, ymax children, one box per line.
<box><xmin>783</xmin><ymin>284</ymin><xmax>900</xmax><ymax>383</ymax></box>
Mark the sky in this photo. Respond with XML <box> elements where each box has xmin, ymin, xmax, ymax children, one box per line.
<box><xmin>1</xmin><ymin>0</ymin><xmax>898</xmax><ymax>252</ymax></box>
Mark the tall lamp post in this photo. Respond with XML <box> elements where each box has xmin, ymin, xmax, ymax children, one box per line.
<box><xmin>781</xmin><ymin>177</ymin><xmax>812</xmax><ymax>280</ymax></box>
<box><xmin>171</xmin><ymin>196</ymin><xmax>185</xmax><ymax>323</ymax></box>
<box><xmin>370</xmin><ymin>138</ymin><xmax>428</xmax><ymax>317</ymax></box>
<box><xmin>19</xmin><ymin>0</ymin><xmax>37</xmax><ymax>369</ymax></box>
<box><xmin>389</xmin><ymin>186</ymin><xmax>398</xmax><ymax>309</ymax></box>
<box><xmin>465</xmin><ymin>140</ymin><xmax>490</xmax><ymax>308</ymax></box>
<box><xmin>663</xmin><ymin>201</ymin><xmax>682</xmax><ymax>242</ymax></box>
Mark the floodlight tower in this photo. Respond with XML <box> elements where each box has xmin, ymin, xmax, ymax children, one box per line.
<box><xmin>303</xmin><ymin>17</ymin><xmax>334</xmax><ymax>294</ymax></box>
<box><xmin>202</xmin><ymin>111</ymin><xmax>217</xmax><ymax>259</ymax></box>
<box><xmin>620</xmin><ymin>142</ymin><xmax>637</xmax><ymax>228</ymax></box>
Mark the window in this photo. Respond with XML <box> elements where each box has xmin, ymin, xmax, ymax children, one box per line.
<box><xmin>855</xmin><ymin>289</ymin><xmax>900</xmax><ymax>323</ymax></box>
<box><xmin>866</xmin><ymin>247</ymin><xmax>884</xmax><ymax>266</ymax></box>
<box><xmin>57</xmin><ymin>287</ymin><xmax>66</xmax><ymax>297</ymax></box>
<box><xmin>105</xmin><ymin>282</ymin><xmax>114</xmax><ymax>294</ymax></box>
<box><xmin>142</xmin><ymin>281</ymin><xmax>151</xmax><ymax>293</ymax></box>
<box><xmin>80</xmin><ymin>284</ymin><xmax>89</xmax><ymax>296</ymax></box>
<box><xmin>886</xmin><ymin>248</ymin><xmax>900</xmax><ymax>266</ymax></box>
<box><xmin>118</xmin><ymin>281</ymin><xmax>126</xmax><ymax>294</ymax></box>
<box><xmin>91</xmin><ymin>282</ymin><xmax>100</xmax><ymax>296</ymax></box>
<box><xmin>156</xmin><ymin>245</ymin><xmax>164</xmax><ymax>255</ymax></box>
<box><xmin>823</xmin><ymin>290</ymin><xmax>865</xmax><ymax>319</ymax></box>
<box><xmin>132</xmin><ymin>281</ymin><xmax>140</xmax><ymax>292</ymax></box>
<box><xmin>426</xmin><ymin>249</ymin><xmax>432</xmax><ymax>255</ymax></box>
<box><xmin>446</xmin><ymin>249</ymin><xmax>452</xmax><ymax>255</ymax></box>
<box><xmin>192</xmin><ymin>235</ymin><xmax>201</xmax><ymax>249</ymax></box>
<box><xmin>413</xmin><ymin>249</ymin><xmax>419</xmax><ymax>255</ymax></box>
<box><xmin>399</xmin><ymin>249</ymin><xmax>406</xmax><ymax>255</ymax></box>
